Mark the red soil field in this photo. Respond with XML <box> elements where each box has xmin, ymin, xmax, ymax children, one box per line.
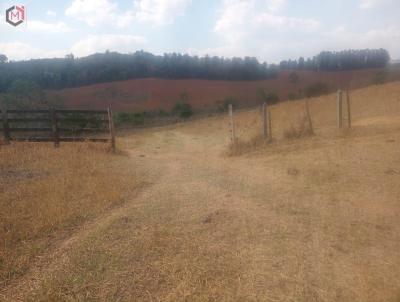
<box><xmin>49</xmin><ymin>68</ymin><xmax>400</xmax><ymax>112</ymax></box>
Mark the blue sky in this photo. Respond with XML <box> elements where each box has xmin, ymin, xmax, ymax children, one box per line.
<box><xmin>0</xmin><ymin>0</ymin><xmax>399</xmax><ymax>63</ymax></box>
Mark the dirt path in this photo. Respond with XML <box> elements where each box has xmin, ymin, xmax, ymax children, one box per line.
<box><xmin>1</xmin><ymin>127</ymin><xmax>232</xmax><ymax>301</ymax></box>
<box><xmin>2</xmin><ymin>120</ymin><xmax>400</xmax><ymax>301</ymax></box>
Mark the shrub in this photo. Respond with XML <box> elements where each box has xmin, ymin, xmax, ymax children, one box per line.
<box><xmin>284</xmin><ymin>116</ymin><xmax>314</xmax><ymax>139</ymax></box>
<box><xmin>288</xmin><ymin>92</ymin><xmax>297</xmax><ymax>101</ymax></box>
<box><xmin>258</xmin><ymin>89</ymin><xmax>279</xmax><ymax>105</ymax></box>
<box><xmin>227</xmin><ymin>135</ymin><xmax>268</xmax><ymax>157</ymax></box>
<box><xmin>216</xmin><ymin>97</ymin><xmax>237</xmax><ymax>112</ymax></box>
<box><xmin>373</xmin><ymin>71</ymin><xmax>387</xmax><ymax>85</ymax></box>
<box><xmin>305</xmin><ymin>82</ymin><xmax>329</xmax><ymax>98</ymax></box>
<box><xmin>172</xmin><ymin>102</ymin><xmax>193</xmax><ymax>119</ymax></box>
<box><xmin>171</xmin><ymin>92</ymin><xmax>194</xmax><ymax>119</ymax></box>
<box><xmin>2</xmin><ymin>80</ymin><xmax>64</xmax><ymax>109</ymax></box>
<box><xmin>114</xmin><ymin>112</ymin><xmax>145</xmax><ymax>126</ymax></box>
<box><xmin>158</xmin><ymin>109</ymin><xmax>168</xmax><ymax>117</ymax></box>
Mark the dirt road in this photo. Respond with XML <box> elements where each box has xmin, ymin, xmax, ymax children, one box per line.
<box><xmin>2</xmin><ymin>115</ymin><xmax>400</xmax><ymax>301</ymax></box>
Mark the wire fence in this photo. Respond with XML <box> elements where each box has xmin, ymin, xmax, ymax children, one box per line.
<box><xmin>229</xmin><ymin>83</ymin><xmax>400</xmax><ymax>145</ymax></box>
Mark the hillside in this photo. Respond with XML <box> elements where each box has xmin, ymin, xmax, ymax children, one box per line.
<box><xmin>50</xmin><ymin>67</ymin><xmax>400</xmax><ymax>112</ymax></box>
<box><xmin>2</xmin><ymin>81</ymin><xmax>400</xmax><ymax>301</ymax></box>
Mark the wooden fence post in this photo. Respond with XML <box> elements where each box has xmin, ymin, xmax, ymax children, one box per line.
<box><xmin>229</xmin><ymin>104</ymin><xmax>236</xmax><ymax>144</ymax></box>
<box><xmin>50</xmin><ymin>108</ymin><xmax>60</xmax><ymax>147</ymax></box>
<box><xmin>1</xmin><ymin>106</ymin><xmax>10</xmax><ymax>144</ymax></box>
<box><xmin>262</xmin><ymin>102</ymin><xmax>268</xmax><ymax>139</ymax></box>
<box><xmin>346</xmin><ymin>90</ymin><xmax>352</xmax><ymax>128</ymax></box>
<box><xmin>268</xmin><ymin>107</ymin><xmax>272</xmax><ymax>142</ymax></box>
<box><xmin>305</xmin><ymin>99</ymin><xmax>314</xmax><ymax>134</ymax></box>
<box><xmin>108</xmin><ymin>105</ymin><xmax>116</xmax><ymax>153</ymax></box>
<box><xmin>337</xmin><ymin>90</ymin><xmax>343</xmax><ymax>128</ymax></box>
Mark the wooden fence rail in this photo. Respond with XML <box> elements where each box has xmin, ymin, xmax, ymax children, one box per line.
<box><xmin>0</xmin><ymin>107</ymin><xmax>116</xmax><ymax>152</ymax></box>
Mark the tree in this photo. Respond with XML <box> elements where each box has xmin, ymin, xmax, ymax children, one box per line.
<box><xmin>65</xmin><ymin>53</ymin><xmax>74</xmax><ymax>60</ymax></box>
<box><xmin>0</xmin><ymin>51</ymin><xmax>278</xmax><ymax>93</ymax></box>
<box><xmin>258</xmin><ymin>88</ymin><xmax>279</xmax><ymax>105</ymax></box>
<box><xmin>172</xmin><ymin>92</ymin><xmax>193</xmax><ymax>119</ymax></box>
<box><xmin>298</xmin><ymin>57</ymin><xmax>305</xmax><ymax>69</ymax></box>
<box><xmin>279</xmin><ymin>49</ymin><xmax>390</xmax><ymax>72</ymax></box>
<box><xmin>2</xmin><ymin>80</ymin><xmax>63</xmax><ymax>109</ymax></box>
<box><xmin>0</xmin><ymin>54</ymin><xmax>7</xmax><ymax>63</ymax></box>
<box><xmin>288</xmin><ymin>72</ymin><xmax>299</xmax><ymax>84</ymax></box>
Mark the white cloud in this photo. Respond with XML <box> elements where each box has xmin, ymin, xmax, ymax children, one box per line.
<box><xmin>325</xmin><ymin>26</ymin><xmax>400</xmax><ymax>56</ymax></box>
<box><xmin>215</xmin><ymin>0</ymin><xmax>318</xmax><ymax>37</ymax></box>
<box><xmin>0</xmin><ymin>42</ymin><xmax>65</xmax><ymax>61</ymax></box>
<box><xmin>266</xmin><ymin>0</ymin><xmax>286</xmax><ymax>12</ymax></box>
<box><xmin>27</xmin><ymin>20</ymin><xmax>73</xmax><ymax>33</ymax></box>
<box><xmin>0</xmin><ymin>34</ymin><xmax>147</xmax><ymax>60</ymax></box>
<box><xmin>71</xmin><ymin>34</ymin><xmax>147</xmax><ymax>57</ymax></box>
<box><xmin>46</xmin><ymin>10</ymin><xmax>57</xmax><ymax>17</ymax></box>
<box><xmin>65</xmin><ymin>0</ymin><xmax>191</xmax><ymax>27</ymax></box>
<box><xmin>65</xmin><ymin>0</ymin><xmax>120</xmax><ymax>26</ymax></box>
<box><xmin>213</xmin><ymin>0</ymin><xmax>319</xmax><ymax>60</ymax></box>
<box><xmin>359</xmin><ymin>0</ymin><xmax>392</xmax><ymax>9</ymax></box>
<box><xmin>360</xmin><ymin>0</ymin><xmax>380</xmax><ymax>9</ymax></box>
<box><xmin>252</xmin><ymin>12</ymin><xmax>319</xmax><ymax>28</ymax></box>
<box><xmin>134</xmin><ymin>0</ymin><xmax>192</xmax><ymax>25</ymax></box>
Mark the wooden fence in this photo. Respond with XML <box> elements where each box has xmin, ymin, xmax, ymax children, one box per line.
<box><xmin>0</xmin><ymin>106</ymin><xmax>116</xmax><ymax>151</ymax></box>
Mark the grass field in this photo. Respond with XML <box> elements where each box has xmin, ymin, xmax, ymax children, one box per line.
<box><xmin>1</xmin><ymin>82</ymin><xmax>400</xmax><ymax>301</ymax></box>
<box><xmin>0</xmin><ymin>143</ymin><xmax>139</xmax><ymax>289</ymax></box>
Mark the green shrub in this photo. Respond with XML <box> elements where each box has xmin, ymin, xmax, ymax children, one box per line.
<box><xmin>258</xmin><ymin>88</ymin><xmax>279</xmax><ymax>105</ymax></box>
<box><xmin>114</xmin><ymin>112</ymin><xmax>145</xmax><ymax>126</ymax></box>
<box><xmin>288</xmin><ymin>92</ymin><xmax>297</xmax><ymax>101</ymax></box>
<box><xmin>305</xmin><ymin>82</ymin><xmax>329</xmax><ymax>98</ymax></box>
<box><xmin>373</xmin><ymin>71</ymin><xmax>387</xmax><ymax>85</ymax></box>
<box><xmin>171</xmin><ymin>92</ymin><xmax>193</xmax><ymax>119</ymax></box>
<box><xmin>172</xmin><ymin>102</ymin><xmax>193</xmax><ymax>119</ymax></box>
<box><xmin>158</xmin><ymin>109</ymin><xmax>168</xmax><ymax>117</ymax></box>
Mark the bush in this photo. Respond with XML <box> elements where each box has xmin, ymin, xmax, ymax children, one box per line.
<box><xmin>305</xmin><ymin>82</ymin><xmax>329</xmax><ymax>98</ymax></box>
<box><xmin>258</xmin><ymin>89</ymin><xmax>280</xmax><ymax>105</ymax></box>
<box><xmin>2</xmin><ymin>80</ymin><xmax>64</xmax><ymax>109</ymax></box>
<box><xmin>115</xmin><ymin>112</ymin><xmax>145</xmax><ymax>126</ymax></box>
<box><xmin>284</xmin><ymin>116</ymin><xmax>314</xmax><ymax>139</ymax></box>
<box><xmin>171</xmin><ymin>92</ymin><xmax>194</xmax><ymax>119</ymax></box>
<box><xmin>172</xmin><ymin>102</ymin><xmax>193</xmax><ymax>119</ymax></box>
<box><xmin>158</xmin><ymin>109</ymin><xmax>168</xmax><ymax>117</ymax></box>
<box><xmin>373</xmin><ymin>71</ymin><xmax>387</xmax><ymax>85</ymax></box>
<box><xmin>288</xmin><ymin>92</ymin><xmax>297</xmax><ymax>101</ymax></box>
<box><xmin>216</xmin><ymin>97</ymin><xmax>237</xmax><ymax>112</ymax></box>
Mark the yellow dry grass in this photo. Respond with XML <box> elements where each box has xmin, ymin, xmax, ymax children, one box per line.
<box><xmin>0</xmin><ymin>143</ymin><xmax>137</xmax><ymax>288</ymax></box>
<box><xmin>230</xmin><ymin>82</ymin><xmax>400</xmax><ymax>146</ymax></box>
<box><xmin>1</xmin><ymin>82</ymin><xmax>400</xmax><ymax>302</ymax></box>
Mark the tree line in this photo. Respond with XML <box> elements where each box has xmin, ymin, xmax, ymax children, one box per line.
<box><xmin>279</xmin><ymin>49</ymin><xmax>390</xmax><ymax>71</ymax></box>
<box><xmin>0</xmin><ymin>48</ymin><xmax>391</xmax><ymax>93</ymax></box>
<box><xmin>0</xmin><ymin>51</ymin><xmax>277</xmax><ymax>93</ymax></box>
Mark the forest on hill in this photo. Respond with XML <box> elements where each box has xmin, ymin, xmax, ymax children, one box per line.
<box><xmin>0</xmin><ymin>49</ymin><xmax>390</xmax><ymax>93</ymax></box>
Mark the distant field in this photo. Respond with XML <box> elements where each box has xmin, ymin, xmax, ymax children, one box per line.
<box><xmin>2</xmin><ymin>82</ymin><xmax>400</xmax><ymax>301</ymax></box>
<box><xmin>49</xmin><ymin>67</ymin><xmax>400</xmax><ymax>112</ymax></box>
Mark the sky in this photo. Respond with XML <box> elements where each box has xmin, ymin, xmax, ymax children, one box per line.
<box><xmin>0</xmin><ymin>0</ymin><xmax>399</xmax><ymax>63</ymax></box>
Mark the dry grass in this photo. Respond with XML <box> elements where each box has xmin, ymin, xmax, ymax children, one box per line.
<box><xmin>2</xmin><ymin>82</ymin><xmax>400</xmax><ymax>301</ymax></box>
<box><xmin>227</xmin><ymin>135</ymin><xmax>269</xmax><ymax>156</ymax></box>
<box><xmin>226</xmin><ymin>82</ymin><xmax>400</xmax><ymax>154</ymax></box>
<box><xmin>283</xmin><ymin>116</ymin><xmax>314</xmax><ymax>140</ymax></box>
<box><xmin>0</xmin><ymin>143</ymin><xmax>137</xmax><ymax>288</ymax></box>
